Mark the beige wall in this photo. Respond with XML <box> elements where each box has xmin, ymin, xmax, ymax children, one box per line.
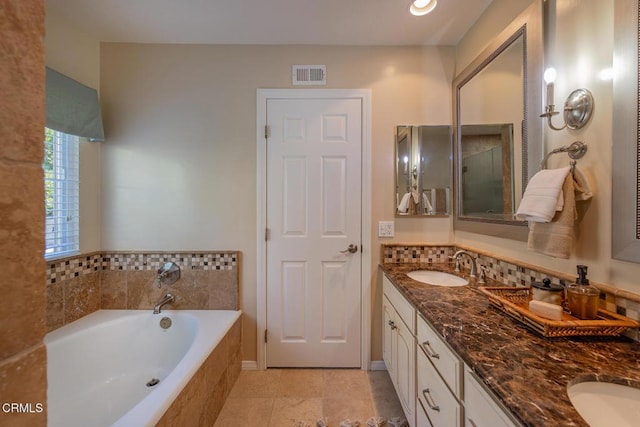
<box><xmin>455</xmin><ymin>0</ymin><xmax>532</xmax><ymax>73</ymax></box>
<box><xmin>100</xmin><ymin>44</ymin><xmax>455</xmax><ymax>362</ymax></box>
<box><xmin>45</xmin><ymin>9</ymin><xmax>102</xmax><ymax>253</ymax></box>
<box><xmin>455</xmin><ymin>0</ymin><xmax>640</xmax><ymax>297</ymax></box>
<box><xmin>0</xmin><ymin>1</ymin><xmax>47</xmax><ymax>425</ymax></box>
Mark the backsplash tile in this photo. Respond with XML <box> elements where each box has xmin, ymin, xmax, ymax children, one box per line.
<box><xmin>46</xmin><ymin>251</ymin><xmax>240</xmax><ymax>332</ymax></box>
<box><xmin>382</xmin><ymin>243</ymin><xmax>640</xmax><ymax>340</ymax></box>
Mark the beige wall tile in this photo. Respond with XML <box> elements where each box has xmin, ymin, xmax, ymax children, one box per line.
<box><xmin>0</xmin><ymin>345</ymin><xmax>47</xmax><ymax>427</ymax></box>
<box><xmin>46</xmin><ymin>283</ymin><xmax>64</xmax><ymax>332</ymax></box>
<box><xmin>208</xmin><ymin>269</ymin><xmax>238</xmax><ymax>310</ymax></box>
<box><xmin>63</xmin><ymin>273</ymin><xmax>100</xmax><ymax>324</ymax></box>
<box><xmin>126</xmin><ymin>271</ymin><xmax>162</xmax><ymax>309</ymax></box>
<box><xmin>0</xmin><ymin>1</ymin><xmax>45</xmax><ymax>164</ymax></box>
<box><xmin>100</xmin><ymin>270</ymin><xmax>127</xmax><ymax>309</ymax></box>
<box><xmin>0</xmin><ymin>164</ymin><xmax>46</xmax><ymax>359</ymax></box>
<box><xmin>169</xmin><ymin>269</ymin><xmax>209</xmax><ymax>309</ymax></box>
<box><xmin>1</xmin><ymin>2</ymin><xmax>46</xmax><ymax>424</ymax></box>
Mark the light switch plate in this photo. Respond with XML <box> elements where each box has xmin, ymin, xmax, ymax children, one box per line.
<box><xmin>378</xmin><ymin>221</ymin><xmax>395</xmax><ymax>238</ymax></box>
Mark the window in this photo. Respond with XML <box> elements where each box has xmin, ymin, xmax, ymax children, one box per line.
<box><xmin>44</xmin><ymin>128</ymin><xmax>79</xmax><ymax>259</ymax></box>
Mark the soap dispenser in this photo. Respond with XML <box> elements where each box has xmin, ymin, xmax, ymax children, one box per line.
<box><xmin>566</xmin><ymin>265</ymin><xmax>600</xmax><ymax>319</ymax></box>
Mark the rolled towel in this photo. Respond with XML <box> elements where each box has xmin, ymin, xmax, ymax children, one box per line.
<box><xmin>422</xmin><ymin>192</ymin><xmax>434</xmax><ymax>214</ymax></box>
<box><xmin>397</xmin><ymin>192</ymin><xmax>411</xmax><ymax>213</ymax></box>
<box><xmin>516</xmin><ymin>166</ymin><xmax>571</xmax><ymax>222</ymax></box>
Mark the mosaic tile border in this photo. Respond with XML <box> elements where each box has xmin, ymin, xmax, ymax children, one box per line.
<box><xmin>381</xmin><ymin>245</ymin><xmax>454</xmax><ymax>264</ymax></box>
<box><xmin>46</xmin><ymin>253</ymin><xmax>102</xmax><ymax>285</ymax></box>
<box><xmin>382</xmin><ymin>243</ymin><xmax>640</xmax><ymax>340</ymax></box>
<box><xmin>46</xmin><ymin>251</ymin><xmax>238</xmax><ymax>285</ymax></box>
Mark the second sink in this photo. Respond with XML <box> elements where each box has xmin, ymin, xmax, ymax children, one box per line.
<box><xmin>406</xmin><ymin>270</ymin><xmax>469</xmax><ymax>287</ymax></box>
<box><xmin>567</xmin><ymin>379</ymin><xmax>640</xmax><ymax>427</ymax></box>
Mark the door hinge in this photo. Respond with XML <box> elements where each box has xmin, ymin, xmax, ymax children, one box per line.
<box><xmin>265</xmin><ymin>228</ymin><xmax>270</xmax><ymax>241</ymax></box>
<box><xmin>264</xmin><ymin>125</ymin><xmax>270</xmax><ymax>139</ymax></box>
<box><xmin>264</xmin><ymin>329</ymin><xmax>268</xmax><ymax>343</ymax></box>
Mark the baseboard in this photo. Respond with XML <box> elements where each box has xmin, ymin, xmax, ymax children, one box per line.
<box><xmin>369</xmin><ymin>360</ymin><xmax>387</xmax><ymax>371</ymax></box>
<box><xmin>242</xmin><ymin>360</ymin><xmax>259</xmax><ymax>370</ymax></box>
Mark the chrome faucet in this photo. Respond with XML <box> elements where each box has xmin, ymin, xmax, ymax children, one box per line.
<box><xmin>452</xmin><ymin>250</ymin><xmax>478</xmax><ymax>278</ymax></box>
<box><xmin>153</xmin><ymin>293</ymin><xmax>175</xmax><ymax>314</ymax></box>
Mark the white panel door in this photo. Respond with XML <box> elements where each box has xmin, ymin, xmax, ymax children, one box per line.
<box><xmin>266</xmin><ymin>97</ymin><xmax>362</xmax><ymax>367</ymax></box>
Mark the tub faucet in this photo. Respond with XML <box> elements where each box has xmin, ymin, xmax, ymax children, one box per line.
<box><xmin>153</xmin><ymin>293</ymin><xmax>175</xmax><ymax>314</ymax></box>
<box><xmin>452</xmin><ymin>250</ymin><xmax>478</xmax><ymax>278</ymax></box>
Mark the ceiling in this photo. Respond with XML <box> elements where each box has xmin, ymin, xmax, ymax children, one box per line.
<box><xmin>46</xmin><ymin>0</ymin><xmax>493</xmax><ymax>46</ymax></box>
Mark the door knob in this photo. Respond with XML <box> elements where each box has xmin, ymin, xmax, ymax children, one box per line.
<box><xmin>340</xmin><ymin>244</ymin><xmax>358</xmax><ymax>254</ymax></box>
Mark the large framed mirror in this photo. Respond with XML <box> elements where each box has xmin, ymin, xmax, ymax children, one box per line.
<box><xmin>612</xmin><ymin>0</ymin><xmax>640</xmax><ymax>262</ymax></box>
<box><xmin>453</xmin><ymin>1</ymin><xmax>543</xmax><ymax>239</ymax></box>
<box><xmin>395</xmin><ymin>125</ymin><xmax>451</xmax><ymax>217</ymax></box>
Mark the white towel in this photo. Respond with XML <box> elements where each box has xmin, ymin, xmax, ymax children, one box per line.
<box><xmin>515</xmin><ymin>166</ymin><xmax>571</xmax><ymax>223</ymax></box>
<box><xmin>397</xmin><ymin>192</ymin><xmax>411</xmax><ymax>213</ymax></box>
<box><xmin>422</xmin><ymin>192</ymin><xmax>434</xmax><ymax>214</ymax></box>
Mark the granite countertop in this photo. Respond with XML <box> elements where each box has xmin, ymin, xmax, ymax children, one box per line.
<box><xmin>380</xmin><ymin>262</ymin><xmax>640</xmax><ymax>427</ymax></box>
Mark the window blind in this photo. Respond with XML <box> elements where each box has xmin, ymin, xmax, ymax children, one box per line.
<box><xmin>44</xmin><ymin>129</ymin><xmax>79</xmax><ymax>259</ymax></box>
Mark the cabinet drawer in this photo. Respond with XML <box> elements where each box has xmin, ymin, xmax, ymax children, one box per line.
<box><xmin>464</xmin><ymin>367</ymin><xmax>519</xmax><ymax>427</ymax></box>
<box><xmin>416</xmin><ymin>399</ymin><xmax>433</xmax><ymax>427</ymax></box>
<box><xmin>417</xmin><ymin>349</ymin><xmax>462</xmax><ymax>427</ymax></box>
<box><xmin>417</xmin><ymin>314</ymin><xmax>461</xmax><ymax>398</ymax></box>
<box><xmin>383</xmin><ymin>275</ymin><xmax>415</xmax><ymax>334</ymax></box>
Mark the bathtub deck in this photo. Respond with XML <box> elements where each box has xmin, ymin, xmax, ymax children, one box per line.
<box><xmin>214</xmin><ymin>369</ymin><xmax>404</xmax><ymax>426</ymax></box>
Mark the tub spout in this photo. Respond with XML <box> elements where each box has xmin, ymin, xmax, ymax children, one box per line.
<box><xmin>153</xmin><ymin>293</ymin><xmax>175</xmax><ymax>314</ymax></box>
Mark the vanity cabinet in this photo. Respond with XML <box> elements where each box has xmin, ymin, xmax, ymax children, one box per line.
<box><xmin>383</xmin><ymin>277</ymin><xmax>416</xmax><ymax>426</ymax></box>
<box><xmin>383</xmin><ymin>274</ymin><xmax>521</xmax><ymax>427</ymax></box>
<box><xmin>464</xmin><ymin>367</ymin><xmax>518</xmax><ymax>427</ymax></box>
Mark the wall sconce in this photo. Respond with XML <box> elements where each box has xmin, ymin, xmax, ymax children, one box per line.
<box><xmin>540</xmin><ymin>67</ymin><xmax>594</xmax><ymax>131</ymax></box>
<box><xmin>409</xmin><ymin>0</ymin><xmax>437</xmax><ymax>16</ymax></box>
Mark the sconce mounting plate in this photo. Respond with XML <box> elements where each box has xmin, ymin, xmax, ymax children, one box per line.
<box><xmin>564</xmin><ymin>88</ymin><xmax>594</xmax><ymax>130</ymax></box>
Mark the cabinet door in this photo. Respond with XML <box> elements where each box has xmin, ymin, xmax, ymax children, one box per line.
<box><xmin>382</xmin><ymin>296</ymin><xmax>395</xmax><ymax>377</ymax></box>
<box><xmin>395</xmin><ymin>319</ymin><xmax>416</xmax><ymax>426</ymax></box>
<box><xmin>464</xmin><ymin>368</ymin><xmax>518</xmax><ymax>427</ymax></box>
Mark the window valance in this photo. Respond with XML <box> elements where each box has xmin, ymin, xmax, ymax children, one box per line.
<box><xmin>45</xmin><ymin>67</ymin><xmax>105</xmax><ymax>141</ymax></box>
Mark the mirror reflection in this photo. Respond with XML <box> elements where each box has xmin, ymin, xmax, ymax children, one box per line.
<box><xmin>461</xmin><ymin>123</ymin><xmax>514</xmax><ymax>218</ymax></box>
<box><xmin>395</xmin><ymin>125</ymin><xmax>451</xmax><ymax>216</ymax></box>
<box><xmin>456</xmin><ymin>28</ymin><xmax>527</xmax><ymax>225</ymax></box>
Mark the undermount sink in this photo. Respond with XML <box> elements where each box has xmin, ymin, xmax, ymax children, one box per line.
<box><xmin>567</xmin><ymin>379</ymin><xmax>640</xmax><ymax>427</ymax></box>
<box><xmin>406</xmin><ymin>270</ymin><xmax>469</xmax><ymax>287</ymax></box>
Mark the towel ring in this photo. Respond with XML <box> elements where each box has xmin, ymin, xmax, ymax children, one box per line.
<box><xmin>540</xmin><ymin>141</ymin><xmax>587</xmax><ymax>170</ymax></box>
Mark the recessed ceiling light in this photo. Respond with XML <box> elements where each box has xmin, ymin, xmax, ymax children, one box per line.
<box><xmin>409</xmin><ymin>0</ymin><xmax>437</xmax><ymax>16</ymax></box>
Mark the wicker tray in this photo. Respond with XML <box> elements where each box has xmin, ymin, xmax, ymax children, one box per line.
<box><xmin>478</xmin><ymin>286</ymin><xmax>639</xmax><ymax>338</ymax></box>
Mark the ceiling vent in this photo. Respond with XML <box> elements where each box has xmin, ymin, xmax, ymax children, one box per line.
<box><xmin>292</xmin><ymin>65</ymin><xmax>326</xmax><ymax>85</ymax></box>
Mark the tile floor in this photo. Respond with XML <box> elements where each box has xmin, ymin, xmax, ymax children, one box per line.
<box><xmin>214</xmin><ymin>369</ymin><xmax>405</xmax><ymax>427</ymax></box>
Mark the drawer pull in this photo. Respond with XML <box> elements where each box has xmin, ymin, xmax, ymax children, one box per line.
<box><xmin>421</xmin><ymin>388</ymin><xmax>440</xmax><ymax>412</ymax></box>
<box><xmin>388</xmin><ymin>320</ymin><xmax>397</xmax><ymax>330</ymax></box>
<box><xmin>420</xmin><ymin>341</ymin><xmax>440</xmax><ymax>359</ymax></box>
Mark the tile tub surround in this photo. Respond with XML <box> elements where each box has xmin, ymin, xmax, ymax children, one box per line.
<box><xmin>157</xmin><ymin>316</ymin><xmax>242</xmax><ymax>426</ymax></box>
<box><xmin>381</xmin><ymin>262</ymin><xmax>640</xmax><ymax>427</ymax></box>
<box><xmin>382</xmin><ymin>243</ymin><xmax>640</xmax><ymax>338</ymax></box>
<box><xmin>46</xmin><ymin>251</ymin><xmax>239</xmax><ymax>331</ymax></box>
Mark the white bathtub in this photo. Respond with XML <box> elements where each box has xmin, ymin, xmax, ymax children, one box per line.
<box><xmin>44</xmin><ymin>309</ymin><xmax>241</xmax><ymax>427</ymax></box>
